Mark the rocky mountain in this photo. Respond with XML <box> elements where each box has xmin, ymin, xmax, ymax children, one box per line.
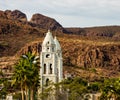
<box><xmin>0</xmin><ymin>10</ymin><xmax>7</xmax><ymax>18</ymax></box>
<box><xmin>30</xmin><ymin>13</ymin><xmax>66</xmax><ymax>33</ymax></box>
<box><xmin>0</xmin><ymin>9</ymin><xmax>120</xmax><ymax>80</ymax></box>
<box><xmin>0</xmin><ymin>9</ymin><xmax>120</xmax><ymax>38</ymax></box>
<box><xmin>0</xmin><ymin>9</ymin><xmax>67</xmax><ymax>34</ymax></box>
<box><xmin>4</xmin><ymin>10</ymin><xmax>27</xmax><ymax>21</ymax></box>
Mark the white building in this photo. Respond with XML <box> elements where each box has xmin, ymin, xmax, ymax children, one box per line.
<box><xmin>40</xmin><ymin>30</ymin><xmax>63</xmax><ymax>88</ymax></box>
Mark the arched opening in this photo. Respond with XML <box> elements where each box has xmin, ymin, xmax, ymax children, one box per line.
<box><xmin>46</xmin><ymin>54</ymin><xmax>50</xmax><ymax>58</ymax></box>
<box><xmin>56</xmin><ymin>68</ymin><xmax>59</xmax><ymax>82</ymax></box>
<box><xmin>47</xmin><ymin>47</ymin><xmax>49</xmax><ymax>51</ymax></box>
<box><xmin>46</xmin><ymin>78</ymin><xmax>49</xmax><ymax>86</ymax></box>
<box><xmin>44</xmin><ymin>64</ymin><xmax>46</xmax><ymax>74</ymax></box>
<box><xmin>50</xmin><ymin>64</ymin><xmax>52</xmax><ymax>74</ymax></box>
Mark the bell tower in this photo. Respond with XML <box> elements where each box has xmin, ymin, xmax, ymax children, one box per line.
<box><xmin>40</xmin><ymin>30</ymin><xmax>63</xmax><ymax>88</ymax></box>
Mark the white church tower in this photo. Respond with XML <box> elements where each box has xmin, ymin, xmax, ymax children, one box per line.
<box><xmin>40</xmin><ymin>30</ymin><xmax>63</xmax><ymax>88</ymax></box>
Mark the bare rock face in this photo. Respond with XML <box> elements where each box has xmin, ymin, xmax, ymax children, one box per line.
<box><xmin>0</xmin><ymin>10</ymin><xmax>7</xmax><ymax>18</ymax></box>
<box><xmin>16</xmin><ymin>42</ymin><xmax>42</xmax><ymax>57</ymax></box>
<box><xmin>16</xmin><ymin>40</ymin><xmax>120</xmax><ymax>71</ymax></box>
<box><xmin>62</xmin><ymin>42</ymin><xmax>120</xmax><ymax>71</ymax></box>
<box><xmin>4</xmin><ymin>10</ymin><xmax>27</xmax><ymax>21</ymax></box>
<box><xmin>30</xmin><ymin>13</ymin><xmax>65</xmax><ymax>32</ymax></box>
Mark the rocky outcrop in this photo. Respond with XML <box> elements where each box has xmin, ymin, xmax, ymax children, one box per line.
<box><xmin>15</xmin><ymin>40</ymin><xmax>120</xmax><ymax>71</ymax></box>
<box><xmin>0</xmin><ymin>10</ymin><xmax>7</xmax><ymax>18</ymax></box>
<box><xmin>30</xmin><ymin>13</ymin><xmax>66</xmax><ymax>33</ymax></box>
<box><xmin>4</xmin><ymin>10</ymin><xmax>27</xmax><ymax>21</ymax></box>
<box><xmin>16</xmin><ymin>41</ymin><xmax>42</xmax><ymax>57</ymax></box>
<box><xmin>1</xmin><ymin>9</ymin><xmax>120</xmax><ymax>38</ymax></box>
<box><xmin>0</xmin><ymin>39</ymin><xmax>120</xmax><ymax>79</ymax></box>
<box><xmin>62</xmin><ymin>42</ymin><xmax>120</xmax><ymax>71</ymax></box>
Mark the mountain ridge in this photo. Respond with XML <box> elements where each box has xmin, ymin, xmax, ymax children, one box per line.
<box><xmin>0</xmin><ymin>9</ymin><xmax>120</xmax><ymax>80</ymax></box>
<box><xmin>1</xmin><ymin>9</ymin><xmax>120</xmax><ymax>38</ymax></box>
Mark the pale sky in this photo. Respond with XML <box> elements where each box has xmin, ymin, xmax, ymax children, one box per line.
<box><xmin>0</xmin><ymin>0</ymin><xmax>120</xmax><ymax>27</ymax></box>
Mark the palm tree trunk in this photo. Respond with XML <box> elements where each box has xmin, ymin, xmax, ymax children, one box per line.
<box><xmin>30</xmin><ymin>87</ymin><xmax>34</xmax><ymax>100</ymax></box>
<box><xmin>25</xmin><ymin>85</ymin><xmax>28</xmax><ymax>100</ymax></box>
<box><xmin>21</xmin><ymin>87</ymin><xmax>24</xmax><ymax>100</ymax></box>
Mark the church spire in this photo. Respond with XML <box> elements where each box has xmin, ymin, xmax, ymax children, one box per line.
<box><xmin>42</xmin><ymin>30</ymin><xmax>55</xmax><ymax>46</ymax></box>
<box><xmin>48</xmin><ymin>29</ymin><xmax>50</xmax><ymax>33</ymax></box>
<box><xmin>40</xmin><ymin>30</ymin><xmax>63</xmax><ymax>95</ymax></box>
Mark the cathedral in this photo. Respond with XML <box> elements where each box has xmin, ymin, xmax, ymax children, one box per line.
<box><xmin>40</xmin><ymin>30</ymin><xmax>63</xmax><ymax>88</ymax></box>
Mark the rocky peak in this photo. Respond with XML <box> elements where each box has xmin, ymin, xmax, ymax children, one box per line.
<box><xmin>0</xmin><ymin>10</ymin><xmax>7</xmax><ymax>18</ymax></box>
<box><xmin>4</xmin><ymin>10</ymin><xmax>27</xmax><ymax>21</ymax></box>
<box><xmin>30</xmin><ymin>13</ymin><xmax>65</xmax><ymax>32</ymax></box>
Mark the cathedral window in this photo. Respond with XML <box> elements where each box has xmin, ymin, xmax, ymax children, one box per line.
<box><xmin>47</xmin><ymin>47</ymin><xmax>49</xmax><ymax>50</ymax></box>
<box><xmin>46</xmin><ymin>54</ymin><xmax>50</xmax><ymax>58</ymax></box>
<box><xmin>50</xmin><ymin>64</ymin><xmax>52</xmax><ymax>74</ymax></box>
<box><xmin>44</xmin><ymin>64</ymin><xmax>46</xmax><ymax>74</ymax></box>
<box><xmin>46</xmin><ymin>78</ymin><xmax>49</xmax><ymax>86</ymax></box>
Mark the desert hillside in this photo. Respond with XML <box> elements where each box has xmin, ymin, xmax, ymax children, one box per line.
<box><xmin>0</xmin><ymin>9</ymin><xmax>120</xmax><ymax>80</ymax></box>
<box><xmin>65</xmin><ymin>26</ymin><xmax>120</xmax><ymax>40</ymax></box>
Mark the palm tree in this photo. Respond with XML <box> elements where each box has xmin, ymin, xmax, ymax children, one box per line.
<box><xmin>12</xmin><ymin>58</ymin><xmax>26</xmax><ymax>100</ymax></box>
<box><xmin>25</xmin><ymin>52</ymin><xmax>40</xmax><ymax>100</ymax></box>
<box><xmin>12</xmin><ymin>52</ymin><xmax>40</xmax><ymax>100</ymax></box>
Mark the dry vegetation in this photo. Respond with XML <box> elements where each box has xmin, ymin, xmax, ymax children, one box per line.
<box><xmin>0</xmin><ymin>9</ymin><xmax>120</xmax><ymax>80</ymax></box>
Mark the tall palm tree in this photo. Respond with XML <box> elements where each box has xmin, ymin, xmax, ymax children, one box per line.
<box><xmin>24</xmin><ymin>52</ymin><xmax>40</xmax><ymax>100</ymax></box>
<box><xmin>12</xmin><ymin>52</ymin><xmax>40</xmax><ymax>100</ymax></box>
<box><xmin>12</xmin><ymin>58</ymin><xmax>26</xmax><ymax>100</ymax></box>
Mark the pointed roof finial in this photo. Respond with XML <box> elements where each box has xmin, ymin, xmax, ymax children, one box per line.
<box><xmin>54</xmin><ymin>36</ymin><xmax>57</xmax><ymax>39</ymax></box>
<box><xmin>42</xmin><ymin>30</ymin><xmax>55</xmax><ymax>46</ymax></box>
<box><xmin>48</xmin><ymin>29</ymin><xmax>50</xmax><ymax>33</ymax></box>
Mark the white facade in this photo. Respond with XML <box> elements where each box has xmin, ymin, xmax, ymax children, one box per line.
<box><xmin>40</xmin><ymin>30</ymin><xmax>63</xmax><ymax>88</ymax></box>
